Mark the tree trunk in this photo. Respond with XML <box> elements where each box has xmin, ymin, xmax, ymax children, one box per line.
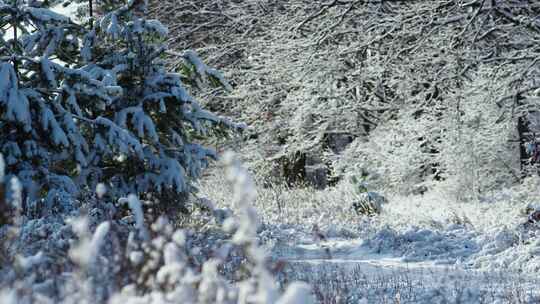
<box><xmin>516</xmin><ymin>94</ymin><xmax>532</xmax><ymax>177</ymax></box>
<box><xmin>0</xmin><ymin>182</ymin><xmax>8</xmax><ymax>226</ymax></box>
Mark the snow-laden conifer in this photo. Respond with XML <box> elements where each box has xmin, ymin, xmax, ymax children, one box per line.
<box><xmin>0</xmin><ymin>0</ymin><xmax>95</xmax><ymax>205</ymax></box>
<box><xmin>0</xmin><ymin>0</ymin><xmax>241</xmax><ymax>208</ymax></box>
<box><xmin>76</xmin><ymin>0</ymin><xmax>243</xmax><ymax>203</ymax></box>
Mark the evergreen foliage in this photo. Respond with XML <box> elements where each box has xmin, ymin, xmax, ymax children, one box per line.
<box><xmin>0</xmin><ymin>0</ymin><xmax>242</xmax><ymax>208</ymax></box>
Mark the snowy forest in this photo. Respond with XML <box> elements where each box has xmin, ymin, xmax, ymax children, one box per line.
<box><xmin>2</xmin><ymin>0</ymin><xmax>540</xmax><ymax>303</ymax></box>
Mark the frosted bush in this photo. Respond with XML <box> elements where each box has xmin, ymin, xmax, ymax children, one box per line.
<box><xmin>0</xmin><ymin>151</ymin><xmax>314</xmax><ymax>303</ymax></box>
<box><xmin>350</xmin><ymin>175</ymin><xmax>387</xmax><ymax>216</ymax></box>
<box><xmin>98</xmin><ymin>152</ymin><xmax>313</xmax><ymax>303</ymax></box>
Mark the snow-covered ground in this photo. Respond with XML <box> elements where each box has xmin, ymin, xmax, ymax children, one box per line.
<box><xmin>274</xmin><ymin>238</ymin><xmax>540</xmax><ymax>303</ymax></box>
<box><xmin>282</xmin><ymin>257</ymin><xmax>540</xmax><ymax>303</ymax></box>
<box><xmin>199</xmin><ymin>169</ymin><xmax>540</xmax><ymax>303</ymax></box>
<box><xmin>268</xmin><ymin>222</ymin><xmax>540</xmax><ymax>303</ymax></box>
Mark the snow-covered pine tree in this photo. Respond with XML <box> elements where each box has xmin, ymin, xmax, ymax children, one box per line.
<box><xmin>79</xmin><ymin>0</ymin><xmax>243</xmax><ymax>205</ymax></box>
<box><xmin>0</xmin><ymin>0</ymin><xmax>104</xmax><ymax>209</ymax></box>
<box><xmin>1</xmin><ymin>0</ymin><xmax>242</xmax><ymax>211</ymax></box>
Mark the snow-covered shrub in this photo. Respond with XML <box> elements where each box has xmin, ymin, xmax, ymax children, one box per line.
<box><xmin>120</xmin><ymin>155</ymin><xmax>312</xmax><ymax>302</ymax></box>
<box><xmin>0</xmin><ymin>152</ymin><xmax>314</xmax><ymax>303</ymax></box>
<box><xmin>337</xmin><ymin>69</ymin><xmax>518</xmax><ymax>199</ymax></box>
<box><xmin>0</xmin><ymin>0</ymin><xmax>242</xmax><ymax>208</ymax></box>
<box><xmin>350</xmin><ymin>175</ymin><xmax>386</xmax><ymax>216</ymax></box>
